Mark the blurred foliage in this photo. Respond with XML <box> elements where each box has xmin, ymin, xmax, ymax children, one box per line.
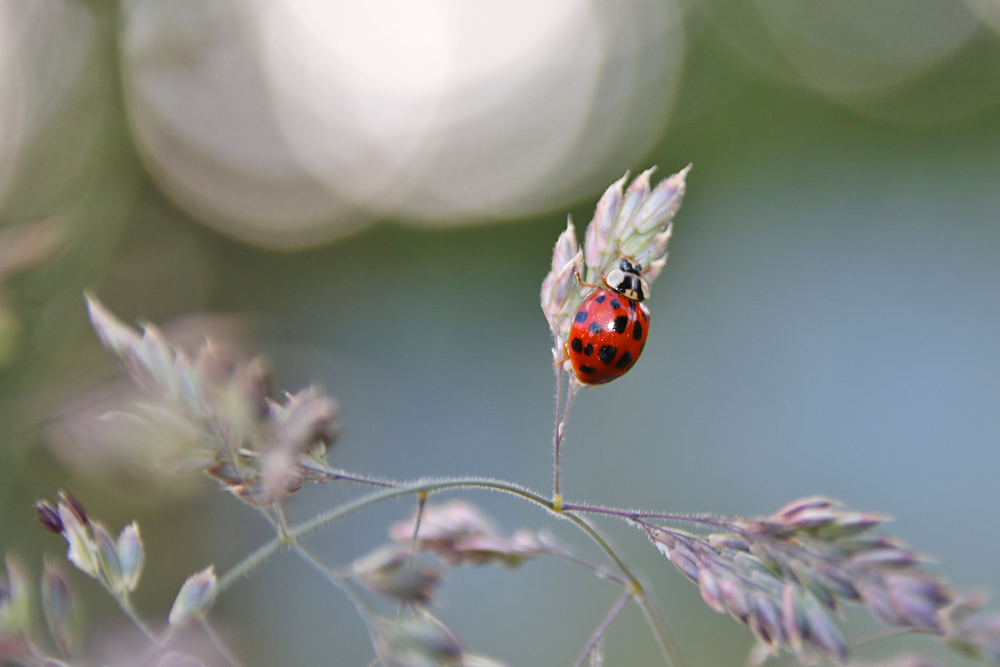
<box><xmin>1</xmin><ymin>0</ymin><xmax>999</xmax><ymax>665</ymax></box>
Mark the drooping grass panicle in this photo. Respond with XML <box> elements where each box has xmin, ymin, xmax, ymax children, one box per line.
<box><xmin>388</xmin><ymin>499</ymin><xmax>550</xmax><ymax>568</ymax></box>
<box><xmin>940</xmin><ymin>591</ymin><xmax>1000</xmax><ymax>662</ymax></box>
<box><xmin>370</xmin><ymin>609</ymin><xmax>511</xmax><ymax>667</ymax></box>
<box><xmin>372</xmin><ymin>611</ymin><xmax>464</xmax><ymax>667</ymax></box>
<box><xmin>85</xmin><ymin>295</ymin><xmax>338</xmax><ymax>505</ymax></box>
<box><xmin>846</xmin><ymin>656</ymin><xmax>949</xmax><ymax>667</ymax></box>
<box><xmin>351</xmin><ymin>545</ymin><xmax>443</xmax><ymax>605</ymax></box>
<box><xmin>645</xmin><ymin>496</ymin><xmax>999</xmax><ymax>664</ymax></box>
<box><xmin>756</xmin><ymin>652</ymin><xmax>949</xmax><ymax>667</ymax></box>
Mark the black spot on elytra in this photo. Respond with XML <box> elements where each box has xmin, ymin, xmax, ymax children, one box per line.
<box><xmin>589</xmin><ymin>322</ymin><xmax>602</xmax><ymax>335</ymax></box>
<box><xmin>615</xmin><ymin>352</ymin><xmax>633</xmax><ymax>369</ymax></box>
<box><xmin>598</xmin><ymin>345</ymin><xmax>617</xmax><ymax>364</ymax></box>
<box><xmin>571</xmin><ymin>338</ymin><xmax>583</xmax><ymax>353</ymax></box>
<box><xmin>633</xmin><ymin>321</ymin><xmax>643</xmax><ymax>340</ymax></box>
<box><xmin>595</xmin><ymin>294</ymin><xmax>606</xmax><ymax>303</ymax></box>
<box><xmin>614</xmin><ymin>316</ymin><xmax>628</xmax><ymax>334</ymax></box>
<box><xmin>584</xmin><ymin>343</ymin><xmax>593</xmax><ymax>356</ymax></box>
<box><xmin>641</xmin><ymin>310</ymin><xmax>649</xmax><ymax>322</ymax></box>
<box><xmin>611</xmin><ymin>299</ymin><xmax>621</xmax><ymax>309</ymax></box>
<box><xmin>640</xmin><ymin>342</ymin><xmax>646</xmax><ymax>353</ymax></box>
<box><xmin>574</xmin><ymin>310</ymin><xmax>587</xmax><ymax>323</ymax></box>
<box><xmin>579</xmin><ymin>365</ymin><xmax>596</xmax><ymax>375</ymax></box>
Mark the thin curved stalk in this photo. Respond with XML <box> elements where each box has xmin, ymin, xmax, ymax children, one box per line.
<box><xmin>561</xmin><ymin>502</ymin><xmax>739</xmax><ymax>531</ymax></box>
<box><xmin>553</xmin><ymin>363</ymin><xmax>564</xmax><ymax>499</ymax></box>
<box><xmin>561</xmin><ymin>511</ymin><xmax>683</xmax><ymax>667</ymax></box>
<box><xmin>118</xmin><ymin>593</ymin><xmax>157</xmax><ymax>643</ymax></box>
<box><xmin>198</xmin><ymin>616</ymin><xmax>244</xmax><ymax>667</ymax></box>
<box><xmin>574</xmin><ymin>589</ymin><xmax>631</xmax><ymax>667</ymax></box>
<box><xmin>206</xmin><ymin>476</ymin><xmax>684</xmax><ymax>666</ymax></box>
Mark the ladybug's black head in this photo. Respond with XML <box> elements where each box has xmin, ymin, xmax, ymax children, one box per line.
<box><xmin>606</xmin><ymin>259</ymin><xmax>650</xmax><ymax>302</ymax></box>
<box><xmin>619</xmin><ymin>258</ymin><xmax>642</xmax><ymax>275</ymax></box>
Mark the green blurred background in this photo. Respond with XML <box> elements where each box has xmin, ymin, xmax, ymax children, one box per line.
<box><xmin>2</xmin><ymin>0</ymin><xmax>1000</xmax><ymax>664</ymax></box>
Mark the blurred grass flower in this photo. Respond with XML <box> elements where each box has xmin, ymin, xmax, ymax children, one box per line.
<box><xmin>117</xmin><ymin>522</ymin><xmax>144</xmax><ymax>593</ymax></box>
<box><xmin>389</xmin><ymin>500</ymin><xmax>546</xmax><ymax>568</ymax></box>
<box><xmin>940</xmin><ymin>591</ymin><xmax>1000</xmax><ymax>662</ymax></box>
<box><xmin>168</xmin><ymin>567</ymin><xmax>217</xmax><ymax>627</ymax></box>
<box><xmin>41</xmin><ymin>560</ymin><xmax>80</xmax><ymax>657</ymax></box>
<box><xmin>85</xmin><ymin>295</ymin><xmax>338</xmax><ymax>505</ymax></box>
<box><xmin>645</xmin><ymin>496</ymin><xmax>990</xmax><ymax>662</ymax></box>
<box><xmin>372</xmin><ymin>612</ymin><xmax>463</xmax><ymax>667</ymax></box>
<box><xmin>0</xmin><ymin>557</ymin><xmax>30</xmax><ymax>648</ymax></box>
<box><xmin>36</xmin><ymin>491</ymin><xmax>145</xmax><ymax>597</ymax></box>
<box><xmin>540</xmin><ymin>218</ymin><xmax>584</xmax><ymax>361</ymax></box>
<box><xmin>352</xmin><ymin>546</ymin><xmax>443</xmax><ymax>605</ymax></box>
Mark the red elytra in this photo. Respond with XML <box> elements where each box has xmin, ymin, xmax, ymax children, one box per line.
<box><xmin>567</xmin><ymin>287</ymin><xmax>649</xmax><ymax>385</ymax></box>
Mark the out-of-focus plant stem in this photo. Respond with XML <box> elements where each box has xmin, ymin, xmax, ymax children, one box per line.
<box><xmin>201</xmin><ymin>475</ymin><xmax>684</xmax><ymax>667</ymax></box>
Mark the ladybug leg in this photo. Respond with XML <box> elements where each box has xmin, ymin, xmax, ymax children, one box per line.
<box><xmin>555</xmin><ymin>340</ymin><xmax>570</xmax><ymax>366</ymax></box>
<box><xmin>572</xmin><ymin>266</ymin><xmax>601</xmax><ymax>291</ymax></box>
<box><xmin>574</xmin><ymin>264</ymin><xmax>614</xmax><ymax>291</ymax></box>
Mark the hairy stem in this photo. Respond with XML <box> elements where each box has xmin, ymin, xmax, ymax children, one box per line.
<box><xmin>318</xmin><ymin>469</ymin><xmax>401</xmax><ymax>488</ymax></box>
<box><xmin>210</xmin><ymin>477</ymin><xmax>550</xmax><ymax>602</ymax></box>
<box><xmin>561</xmin><ymin>511</ymin><xmax>683</xmax><ymax>667</ymax></box>
<box><xmin>206</xmin><ymin>476</ymin><xmax>683</xmax><ymax>667</ymax></box>
<box><xmin>553</xmin><ymin>362</ymin><xmax>564</xmax><ymax>499</ymax></box>
<box><xmin>217</xmin><ymin>534</ymin><xmax>284</xmax><ymax>593</ymax></box>
<box><xmin>117</xmin><ymin>592</ymin><xmax>157</xmax><ymax>643</ymax></box>
<box><xmin>198</xmin><ymin>616</ymin><xmax>245</xmax><ymax>667</ymax></box>
<box><xmin>635</xmin><ymin>590</ymin><xmax>685</xmax><ymax>667</ymax></box>
<box><xmin>401</xmin><ymin>491</ymin><xmax>429</xmax><ymax>619</ymax></box>
<box><xmin>553</xmin><ymin>376</ymin><xmax>579</xmax><ymax>506</ymax></box>
<box><xmin>289</xmin><ymin>539</ymin><xmax>374</xmax><ymax>626</ymax></box>
<box><xmin>573</xmin><ymin>589</ymin><xmax>632</xmax><ymax>667</ymax></box>
<box><xmin>562</xmin><ymin>502</ymin><xmax>739</xmax><ymax>532</ymax></box>
<box><xmin>545</xmin><ymin>546</ymin><xmax>628</xmax><ymax>586</ymax></box>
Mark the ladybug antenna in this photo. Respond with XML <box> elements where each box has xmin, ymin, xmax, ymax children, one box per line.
<box><xmin>613</xmin><ymin>243</ymin><xmax>642</xmax><ymax>274</ymax></box>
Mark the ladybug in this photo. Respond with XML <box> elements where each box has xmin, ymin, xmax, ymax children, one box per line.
<box><xmin>567</xmin><ymin>258</ymin><xmax>650</xmax><ymax>385</ymax></box>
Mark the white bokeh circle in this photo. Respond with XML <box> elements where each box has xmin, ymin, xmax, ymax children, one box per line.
<box><xmin>708</xmin><ymin>0</ymin><xmax>996</xmax><ymax>123</ymax></box>
<box><xmin>121</xmin><ymin>0</ymin><xmax>685</xmax><ymax>245</ymax></box>
<box><xmin>0</xmin><ymin>0</ymin><xmax>99</xmax><ymax>209</ymax></box>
